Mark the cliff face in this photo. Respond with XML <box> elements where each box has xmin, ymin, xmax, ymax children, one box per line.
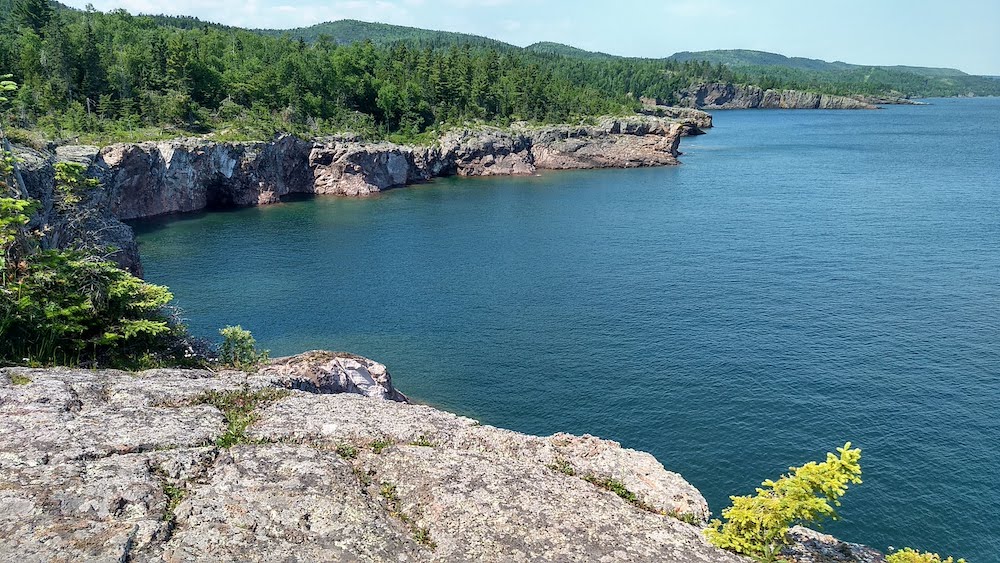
<box><xmin>14</xmin><ymin>145</ymin><xmax>146</xmax><ymax>275</ymax></box>
<box><xmin>678</xmin><ymin>83</ymin><xmax>878</xmax><ymax>110</ymax></box>
<box><xmin>640</xmin><ymin>96</ymin><xmax>715</xmax><ymax>133</ymax></box>
<box><xmin>98</xmin><ymin>135</ymin><xmax>315</xmax><ymax>219</ymax></box>
<box><xmin>65</xmin><ymin>115</ymin><xmax>694</xmax><ymax>219</ymax></box>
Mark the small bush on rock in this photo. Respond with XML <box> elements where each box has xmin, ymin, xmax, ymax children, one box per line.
<box><xmin>336</xmin><ymin>443</ymin><xmax>359</xmax><ymax>459</ymax></box>
<box><xmin>705</xmin><ymin>442</ymin><xmax>862</xmax><ymax>562</ymax></box>
<box><xmin>218</xmin><ymin>325</ymin><xmax>269</xmax><ymax>370</ymax></box>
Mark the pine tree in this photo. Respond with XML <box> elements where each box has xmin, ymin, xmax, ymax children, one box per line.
<box><xmin>705</xmin><ymin>443</ymin><xmax>863</xmax><ymax>562</ymax></box>
<box><xmin>12</xmin><ymin>0</ymin><xmax>52</xmax><ymax>35</ymax></box>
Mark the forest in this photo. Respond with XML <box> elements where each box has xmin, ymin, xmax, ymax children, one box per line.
<box><xmin>0</xmin><ymin>1</ymin><xmax>995</xmax><ymax>145</ymax></box>
<box><xmin>0</xmin><ymin>1</ymin><xmax>737</xmax><ymax>143</ymax></box>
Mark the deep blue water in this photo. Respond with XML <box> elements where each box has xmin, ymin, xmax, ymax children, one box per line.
<box><xmin>135</xmin><ymin>98</ymin><xmax>1000</xmax><ymax>561</ymax></box>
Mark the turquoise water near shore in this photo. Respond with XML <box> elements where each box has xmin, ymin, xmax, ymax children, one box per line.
<box><xmin>135</xmin><ymin>98</ymin><xmax>1000</xmax><ymax>561</ymax></box>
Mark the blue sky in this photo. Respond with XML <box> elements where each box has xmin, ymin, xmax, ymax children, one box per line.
<box><xmin>64</xmin><ymin>0</ymin><xmax>1000</xmax><ymax>75</ymax></box>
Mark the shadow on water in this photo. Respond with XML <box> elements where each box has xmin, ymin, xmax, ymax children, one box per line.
<box><xmin>129</xmin><ymin>192</ymin><xmax>323</xmax><ymax>236</ymax></box>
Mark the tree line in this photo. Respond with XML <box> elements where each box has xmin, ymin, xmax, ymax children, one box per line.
<box><xmin>0</xmin><ymin>1</ymin><xmax>734</xmax><ymax>142</ymax></box>
<box><xmin>3</xmin><ymin>1</ymin><xmax>989</xmax><ymax>144</ymax></box>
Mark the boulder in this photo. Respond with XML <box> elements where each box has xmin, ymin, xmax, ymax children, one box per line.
<box><xmin>259</xmin><ymin>350</ymin><xmax>408</xmax><ymax>401</ymax></box>
<box><xmin>783</xmin><ymin>526</ymin><xmax>887</xmax><ymax>563</ymax></box>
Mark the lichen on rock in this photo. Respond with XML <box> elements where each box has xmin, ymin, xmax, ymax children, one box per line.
<box><xmin>0</xmin><ymin>352</ymin><xmax>741</xmax><ymax>562</ymax></box>
<box><xmin>0</xmin><ymin>351</ymin><xmax>884</xmax><ymax>561</ymax></box>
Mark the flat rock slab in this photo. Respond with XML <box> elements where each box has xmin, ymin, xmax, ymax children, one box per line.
<box><xmin>2</xmin><ymin>362</ymin><xmax>806</xmax><ymax>561</ymax></box>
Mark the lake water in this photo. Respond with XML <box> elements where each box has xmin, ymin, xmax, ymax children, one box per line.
<box><xmin>135</xmin><ymin>98</ymin><xmax>1000</xmax><ymax>561</ymax></box>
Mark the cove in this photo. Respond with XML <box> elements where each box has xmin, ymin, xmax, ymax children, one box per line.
<box><xmin>135</xmin><ymin>98</ymin><xmax>1000</xmax><ymax>560</ymax></box>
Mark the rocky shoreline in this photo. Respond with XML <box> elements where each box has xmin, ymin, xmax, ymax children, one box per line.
<box><xmin>675</xmin><ymin>82</ymin><xmax>919</xmax><ymax>110</ymax></box>
<box><xmin>14</xmin><ymin>114</ymin><xmax>701</xmax><ymax>273</ymax></box>
<box><xmin>0</xmin><ymin>354</ymin><xmax>885</xmax><ymax>562</ymax></box>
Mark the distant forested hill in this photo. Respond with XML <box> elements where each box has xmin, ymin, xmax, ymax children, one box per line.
<box><xmin>256</xmin><ymin>19</ymin><xmax>514</xmax><ymax>49</ymax></box>
<box><xmin>665</xmin><ymin>49</ymin><xmax>998</xmax><ymax>98</ymax></box>
<box><xmin>0</xmin><ymin>6</ymin><xmax>996</xmax><ymax>145</ymax></box>
<box><xmin>667</xmin><ymin>49</ymin><xmax>968</xmax><ymax>76</ymax></box>
<box><xmin>0</xmin><ymin>6</ymin><xmax>734</xmax><ymax>143</ymax></box>
<box><xmin>523</xmin><ymin>42</ymin><xmax>619</xmax><ymax>60</ymax></box>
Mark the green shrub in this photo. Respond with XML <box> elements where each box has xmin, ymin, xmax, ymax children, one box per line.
<box><xmin>886</xmin><ymin>548</ymin><xmax>966</xmax><ymax>563</ymax></box>
<box><xmin>370</xmin><ymin>438</ymin><xmax>394</xmax><ymax>454</ymax></box>
<box><xmin>52</xmin><ymin>161</ymin><xmax>96</xmax><ymax>209</ymax></box>
<box><xmin>1</xmin><ymin>162</ymin><xmax>178</xmax><ymax>365</ymax></box>
<box><xmin>218</xmin><ymin>325</ymin><xmax>269</xmax><ymax>370</ymax></box>
<box><xmin>0</xmin><ymin>194</ymin><xmax>35</xmax><ymax>272</ymax></box>
<box><xmin>1</xmin><ymin>248</ymin><xmax>177</xmax><ymax>366</ymax></box>
<box><xmin>1</xmin><ymin>146</ymin><xmax>186</xmax><ymax>368</ymax></box>
<box><xmin>705</xmin><ymin>443</ymin><xmax>862</xmax><ymax>562</ymax></box>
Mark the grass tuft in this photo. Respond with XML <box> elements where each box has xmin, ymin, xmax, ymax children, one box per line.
<box><xmin>336</xmin><ymin>443</ymin><xmax>359</xmax><ymax>459</ymax></box>
<box><xmin>548</xmin><ymin>458</ymin><xmax>576</xmax><ymax>476</ymax></box>
<box><xmin>584</xmin><ymin>475</ymin><xmax>639</xmax><ymax>503</ymax></box>
<box><xmin>413</xmin><ymin>526</ymin><xmax>437</xmax><ymax>548</ymax></box>
<box><xmin>671</xmin><ymin>510</ymin><xmax>700</xmax><ymax>525</ymax></box>
<box><xmin>9</xmin><ymin>374</ymin><xmax>32</xmax><ymax>385</ymax></box>
<box><xmin>370</xmin><ymin>438</ymin><xmax>394</xmax><ymax>454</ymax></box>
<box><xmin>580</xmin><ymin>473</ymin><xmax>700</xmax><ymax>523</ymax></box>
<box><xmin>409</xmin><ymin>435</ymin><xmax>435</xmax><ymax>447</ymax></box>
<box><xmin>379</xmin><ymin>482</ymin><xmax>410</xmax><ymax>522</ymax></box>
<box><xmin>162</xmin><ymin>481</ymin><xmax>186</xmax><ymax>522</ymax></box>
<box><xmin>191</xmin><ymin>387</ymin><xmax>291</xmax><ymax>448</ymax></box>
<box><xmin>379</xmin><ymin>481</ymin><xmax>436</xmax><ymax>550</ymax></box>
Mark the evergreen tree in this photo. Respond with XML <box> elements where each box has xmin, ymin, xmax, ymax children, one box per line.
<box><xmin>12</xmin><ymin>0</ymin><xmax>52</xmax><ymax>35</ymax></box>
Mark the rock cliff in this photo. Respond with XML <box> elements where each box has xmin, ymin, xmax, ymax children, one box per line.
<box><xmin>10</xmin><ymin>114</ymin><xmax>701</xmax><ymax>272</ymax></box>
<box><xmin>678</xmin><ymin>83</ymin><xmax>879</xmax><ymax>110</ymax></box>
<box><xmin>1</xmin><ymin>354</ymin><xmax>736</xmax><ymax>562</ymax></box>
<box><xmin>0</xmin><ymin>353</ymin><xmax>884</xmax><ymax>562</ymax></box>
<box><xmin>97</xmin><ymin>135</ymin><xmax>316</xmax><ymax>218</ymax></box>
<box><xmin>16</xmin><ymin>115</ymin><xmax>695</xmax><ymax>220</ymax></box>
<box><xmin>13</xmin><ymin>144</ymin><xmax>146</xmax><ymax>275</ymax></box>
<box><xmin>640</xmin><ymin>96</ymin><xmax>715</xmax><ymax>133</ymax></box>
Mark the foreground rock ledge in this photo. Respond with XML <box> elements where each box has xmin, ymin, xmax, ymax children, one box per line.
<box><xmin>1</xmin><ymin>353</ymin><xmax>881</xmax><ymax>562</ymax></box>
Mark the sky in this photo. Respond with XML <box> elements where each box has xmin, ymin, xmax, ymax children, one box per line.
<box><xmin>62</xmin><ymin>0</ymin><xmax>1000</xmax><ymax>75</ymax></box>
